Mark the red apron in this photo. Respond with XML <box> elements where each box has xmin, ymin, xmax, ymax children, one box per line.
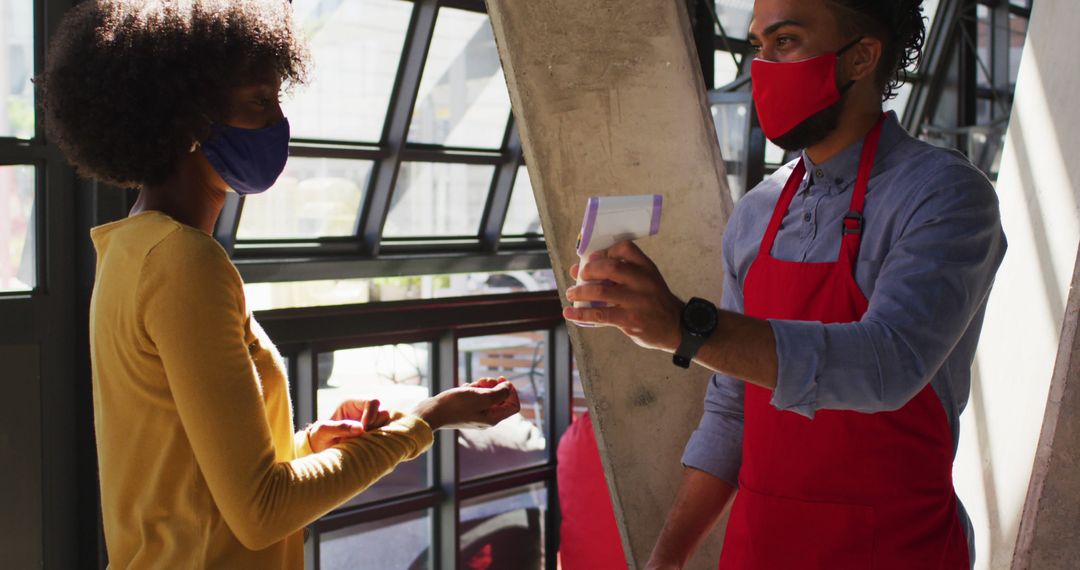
<box><xmin>718</xmin><ymin>115</ymin><xmax>970</xmax><ymax>570</ymax></box>
<box><xmin>557</xmin><ymin>411</ymin><xmax>627</xmax><ymax>570</ymax></box>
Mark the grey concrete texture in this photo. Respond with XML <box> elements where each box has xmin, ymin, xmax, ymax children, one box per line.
<box><xmin>1012</xmin><ymin>249</ymin><xmax>1080</xmax><ymax>569</ymax></box>
<box><xmin>484</xmin><ymin>0</ymin><xmax>734</xmax><ymax>567</ymax></box>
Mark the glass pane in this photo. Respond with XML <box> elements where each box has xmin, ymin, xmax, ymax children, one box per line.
<box><xmin>384</xmin><ymin>162</ymin><xmax>494</xmax><ymax>237</ymax></box>
<box><xmin>711</xmin><ymin>100</ymin><xmax>751</xmax><ymax>199</ymax></box>
<box><xmin>0</xmin><ymin>165</ymin><xmax>35</xmax><ymax>292</ymax></box>
<box><xmin>1</xmin><ymin>0</ymin><xmax>34</xmax><ymax>139</ymax></box>
<box><xmin>764</xmin><ymin>139</ymin><xmax>786</xmax><ymax>167</ymax></box>
<box><xmin>243</xmin><ymin>270</ymin><xmax>557</xmax><ymax>311</ymax></box>
<box><xmin>284</xmin><ymin>0</ymin><xmax>412</xmax><ymax>142</ymax></box>
<box><xmin>501</xmin><ymin>166</ymin><xmax>543</xmax><ymax>236</ymax></box>
<box><xmin>714</xmin><ymin>0</ymin><xmax>753</xmax><ymax>40</ymax></box>
<box><xmin>1009</xmin><ymin>13</ymin><xmax>1029</xmax><ymax>87</ymax></box>
<box><xmin>458</xmin><ymin>331</ymin><xmax>548</xmax><ymax>480</ymax></box>
<box><xmin>571</xmin><ymin>353</ymin><xmax>586</xmax><ymax>422</ymax></box>
<box><xmin>459</xmin><ymin>484</ymin><xmax>547</xmax><ymax>570</ymax></box>
<box><xmin>976</xmin><ymin>4</ymin><xmax>992</xmax><ymax>90</ymax></box>
<box><xmin>317</xmin><ymin>343</ymin><xmax>432</xmax><ymax>508</ymax></box>
<box><xmin>235</xmin><ymin>157</ymin><xmax>371</xmax><ymax>240</ymax></box>
<box><xmin>408</xmin><ymin>8</ymin><xmax>511</xmax><ymax>149</ymax></box>
<box><xmin>713</xmin><ymin>50</ymin><xmax>741</xmax><ymax>88</ymax></box>
<box><xmin>320</xmin><ymin>509</ymin><xmax>432</xmax><ymax>570</ymax></box>
<box><xmin>884</xmin><ymin>82</ymin><xmax>914</xmax><ymax>121</ymax></box>
<box><xmin>922</xmin><ymin>0</ymin><xmax>943</xmax><ymax>60</ymax></box>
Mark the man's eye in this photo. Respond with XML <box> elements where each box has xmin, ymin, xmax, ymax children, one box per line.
<box><xmin>749</xmin><ymin>44</ymin><xmax>762</xmax><ymax>53</ymax></box>
<box><xmin>776</xmin><ymin>36</ymin><xmax>793</xmax><ymax>48</ymax></box>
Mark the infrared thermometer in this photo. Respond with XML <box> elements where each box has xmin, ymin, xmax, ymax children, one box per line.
<box><xmin>572</xmin><ymin>194</ymin><xmax>663</xmax><ymax>324</ymax></box>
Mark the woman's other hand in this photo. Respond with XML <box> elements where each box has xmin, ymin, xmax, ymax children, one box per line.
<box><xmin>411</xmin><ymin>377</ymin><xmax>520</xmax><ymax>431</ymax></box>
<box><xmin>331</xmin><ymin>398</ymin><xmax>392</xmax><ymax>431</ymax></box>
<box><xmin>306</xmin><ymin>420</ymin><xmax>366</xmax><ymax>453</ymax></box>
<box><xmin>305</xmin><ymin>399</ymin><xmax>393</xmax><ymax>453</ymax></box>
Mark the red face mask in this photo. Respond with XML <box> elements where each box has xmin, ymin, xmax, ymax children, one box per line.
<box><xmin>751</xmin><ymin>37</ymin><xmax>862</xmax><ymax>141</ymax></box>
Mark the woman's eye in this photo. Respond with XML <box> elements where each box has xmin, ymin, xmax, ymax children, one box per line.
<box><xmin>749</xmin><ymin>44</ymin><xmax>762</xmax><ymax>53</ymax></box>
<box><xmin>776</xmin><ymin>36</ymin><xmax>793</xmax><ymax>48</ymax></box>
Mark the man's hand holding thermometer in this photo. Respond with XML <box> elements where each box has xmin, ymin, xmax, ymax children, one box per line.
<box><xmin>564</xmin><ymin>195</ymin><xmax>686</xmax><ymax>352</ymax></box>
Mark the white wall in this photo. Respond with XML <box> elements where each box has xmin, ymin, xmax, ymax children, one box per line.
<box><xmin>954</xmin><ymin>1</ymin><xmax>1080</xmax><ymax>568</ymax></box>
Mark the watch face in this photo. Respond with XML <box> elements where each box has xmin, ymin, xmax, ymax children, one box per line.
<box><xmin>683</xmin><ymin>299</ymin><xmax>718</xmax><ymax>335</ymax></box>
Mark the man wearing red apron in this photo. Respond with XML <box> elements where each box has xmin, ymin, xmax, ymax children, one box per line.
<box><xmin>562</xmin><ymin>0</ymin><xmax>1006</xmax><ymax>568</ymax></box>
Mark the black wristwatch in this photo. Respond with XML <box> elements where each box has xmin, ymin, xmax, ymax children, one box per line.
<box><xmin>673</xmin><ymin>297</ymin><xmax>719</xmax><ymax>369</ymax></box>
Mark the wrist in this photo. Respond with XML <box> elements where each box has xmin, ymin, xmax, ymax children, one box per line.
<box><xmin>673</xmin><ymin>297</ymin><xmax>719</xmax><ymax>368</ymax></box>
<box><xmin>665</xmin><ymin>298</ymin><xmax>686</xmax><ymax>353</ymax></box>
<box><xmin>410</xmin><ymin>398</ymin><xmax>443</xmax><ymax>431</ymax></box>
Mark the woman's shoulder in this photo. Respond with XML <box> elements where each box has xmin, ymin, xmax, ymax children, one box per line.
<box><xmin>95</xmin><ymin>211</ymin><xmax>237</xmax><ymax>283</ymax></box>
<box><xmin>146</xmin><ymin>215</ymin><xmax>229</xmax><ymax>265</ymax></box>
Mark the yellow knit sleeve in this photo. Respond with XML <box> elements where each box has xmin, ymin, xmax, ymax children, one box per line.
<box><xmin>139</xmin><ymin>228</ymin><xmax>434</xmax><ymax>550</ymax></box>
<box><xmin>293</xmin><ymin>428</ymin><xmax>314</xmax><ymax>459</ymax></box>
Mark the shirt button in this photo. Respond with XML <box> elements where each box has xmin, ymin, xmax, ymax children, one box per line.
<box><xmin>815</xmin><ymin>169</ymin><xmax>824</xmax><ymax>178</ymax></box>
<box><xmin>803</xmin><ymin>212</ymin><xmax>812</xmax><ymax>222</ymax></box>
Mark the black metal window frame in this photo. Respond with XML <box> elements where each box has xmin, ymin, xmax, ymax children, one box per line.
<box><xmin>217</xmin><ymin>0</ymin><xmax>548</xmax><ymax>285</ymax></box>
<box><xmin>905</xmin><ymin>0</ymin><xmax>1033</xmax><ymax>178</ymax></box>
<box><xmin>703</xmin><ymin>0</ymin><xmax>1034</xmax><ymax>183</ymax></box>
<box><xmin>0</xmin><ymin>0</ymin><xmax>107</xmax><ymax>567</ymax></box>
<box><xmin>257</xmin><ymin>292</ymin><xmax>569</xmax><ymax>569</ymax></box>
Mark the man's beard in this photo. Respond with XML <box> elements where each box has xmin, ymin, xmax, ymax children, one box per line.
<box><xmin>770</xmin><ymin>98</ymin><xmax>845</xmax><ymax>152</ymax></box>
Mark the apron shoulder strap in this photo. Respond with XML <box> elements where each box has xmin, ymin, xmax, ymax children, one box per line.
<box><xmin>758</xmin><ymin>159</ymin><xmax>807</xmax><ymax>259</ymax></box>
<box><xmin>839</xmin><ymin>113</ymin><xmax>887</xmax><ymax>268</ymax></box>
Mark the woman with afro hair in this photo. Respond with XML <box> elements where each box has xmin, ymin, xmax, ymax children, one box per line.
<box><xmin>40</xmin><ymin>1</ymin><xmax>520</xmax><ymax>567</ymax></box>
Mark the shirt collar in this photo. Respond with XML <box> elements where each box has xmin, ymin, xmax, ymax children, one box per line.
<box><xmin>799</xmin><ymin>111</ymin><xmax>906</xmax><ymax>195</ymax></box>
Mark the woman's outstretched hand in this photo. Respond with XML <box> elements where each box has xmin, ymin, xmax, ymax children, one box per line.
<box><xmin>411</xmin><ymin>377</ymin><xmax>520</xmax><ymax>431</ymax></box>
<box><xmin>306</xmin><ymin>398</ymin><xmax>393</xmax><ymax>453</ymax></box>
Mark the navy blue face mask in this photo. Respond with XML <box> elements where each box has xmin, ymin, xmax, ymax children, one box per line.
<box><xmin>201</xmin><ymin>117</ymin><xmax>290</xmax><ymax>196</ymax></box>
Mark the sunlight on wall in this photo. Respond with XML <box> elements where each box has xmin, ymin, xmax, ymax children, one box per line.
<box><xmin>958</xmin><ymin>4</ymin><xmax>1080</xmax><ymax>565</ymax></box>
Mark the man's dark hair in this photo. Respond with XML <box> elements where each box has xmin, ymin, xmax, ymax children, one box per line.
<box><xmin>38</xmin><ymin>0</ymin><xmax>308</xmax><ymax>188</ymax></box>
<box><xmin>825</xmin><ymin>0</ymin><xmax>926</xmax><ymax>101</ymax></box>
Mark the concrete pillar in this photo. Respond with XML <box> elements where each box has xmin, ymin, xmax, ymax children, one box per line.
<box><xmin>1011</xmin><ymin>250</ymin><xmax>1080</xmax><ymax>569</ymax></box>
<box><xmin>953</xmin><ymin>1</ymin><xmax>1080</xmax><ymax>568</ymax></box>
<box><xmin>484</xmin><ymin>1</ymin><xmax>733</xmax><ymax>567</ymax></box>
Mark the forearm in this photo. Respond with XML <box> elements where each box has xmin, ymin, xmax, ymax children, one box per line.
<box><xmin>648</xmin><ymin>467</ymin><xmax>737</xmax><ymax>569</ymax></box>
<box><xmin>229</xmin><ymin>413</ymin><xmax>433</xmax><ymax>550</ymax></box>
<box><xmin>693</xmin><ymin>310</ymin><xmax>778</xmax><ymax>390</ymax></box>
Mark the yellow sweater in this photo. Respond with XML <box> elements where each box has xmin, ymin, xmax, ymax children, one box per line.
<box><xmin>89</xmin><ymin>211</ymin><xmax>433</xmax><ymax>569</ymax></box>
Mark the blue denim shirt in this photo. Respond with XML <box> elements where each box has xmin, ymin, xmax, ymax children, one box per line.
<box><xmin>681</xmin><ymin>112</ymin><xmax>1006</xmax><ymax>561</ymax></box>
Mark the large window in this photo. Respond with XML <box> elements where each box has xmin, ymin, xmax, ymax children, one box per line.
<box><xmin>914</xmin><ymin>0</ymin><xmax>1031</xmax><ymax>179</ymax></box>
<box><xmin>0</xmin><ymin>165</ymin><xmax>35</xmax><ymax>293</ymax></box>
<box><xmin>0</xmin><ymin>0</ymin><xmax>37</xmax><ymax>295</ymax></box>
<box><xmin>1</xmin><ymin>0</ymin><xmax>34</xmax><ymax>140</ymax></box>
<box><xmin>263</xmin><ymin>296</ymin><xmax>568</xmax><ymax>570</ymax></box>
<box><xmin>220</xmin><ymin>0</ymin><xmax>547</xmax><ymax>287</ymax></box>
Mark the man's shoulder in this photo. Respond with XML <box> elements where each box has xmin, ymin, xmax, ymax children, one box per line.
<box><xmin>888</xmin><ymin>137</ymin><xmax>993</xmax><ymax>191</ymax></box>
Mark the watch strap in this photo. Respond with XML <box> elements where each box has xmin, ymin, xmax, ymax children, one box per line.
<box><xmin>673</xmin><ymin>334</ymin><xmax>708</xmax><ymax>369</ymax></box>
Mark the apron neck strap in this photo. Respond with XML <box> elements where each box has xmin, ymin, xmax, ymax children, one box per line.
<box><xmin>839</xmin><ymin>112</ymin><xmax>887</xmax><ymax>267</ymax></box>
<box><xmin>758</xmin><ymin>159</ymin><xmax>806</xmax><ymax>259</ymax></box>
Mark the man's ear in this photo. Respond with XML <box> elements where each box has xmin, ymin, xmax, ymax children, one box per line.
<box><xmin>845</xmin><ymin>37</ymin><xmax>883</xmax><ymax>82</ymax></box>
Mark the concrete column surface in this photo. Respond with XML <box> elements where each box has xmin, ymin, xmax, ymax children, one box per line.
<box><xmin>954</xmin><ymin>0</ymin><xmax>1080</xmax><ymax>568</ymax></box>
<box><xmin>484</xmin><ymin>1</ymin><xmax>734</xmax><ymax>567</ymax></box>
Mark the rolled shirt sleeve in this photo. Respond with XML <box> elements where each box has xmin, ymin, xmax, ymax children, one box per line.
<box><xmin>769</xmin><ymin>164</ymin><xmax>1007</xmax><ymax>418</ymax></box>
<box><xmin>683</xmin><ymin>212</ymin><xmax>745</xmax><ymax>486</ymax></box>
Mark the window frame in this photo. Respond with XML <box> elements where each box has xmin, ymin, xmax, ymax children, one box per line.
<box><xmin>259</xmin><ymin>292</ymin><xmax>570</xmax><ymax>569</ymax></box>
<box><xmin>215</xmin><ymin>0</ymin><xmax>543</xmax><ymax>284</ymax></box>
